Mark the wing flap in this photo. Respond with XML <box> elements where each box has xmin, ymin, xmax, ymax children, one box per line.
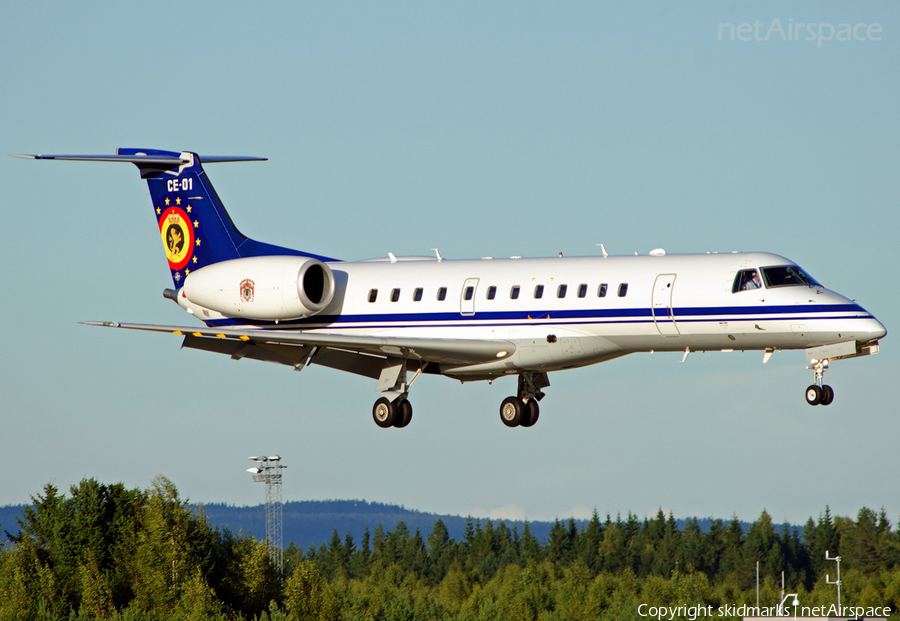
<box><xmin>182</xmin><ymin>335</ymin><xmax>314</xmax><ymax>367</ymax></box>
<box><xmin>85</xmin><ymin>322</ymin><xmax>516</xmax><ymax>367</ymax></box>
<box><xmin>181</xmin><ymin>334</ymin><xmax>388</xmax><ymax>379</ymax></box>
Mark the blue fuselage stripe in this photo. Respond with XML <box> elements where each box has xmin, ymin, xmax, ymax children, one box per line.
<box><xmin>203</xmin><ymin>303</ymin><xmax>871</xmax><ymax>329</ymax></box>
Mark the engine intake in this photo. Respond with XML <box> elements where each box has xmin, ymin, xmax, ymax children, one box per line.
<box><xmin>183</xmin><ymin>256</ymin><xmax>336</xmax><ymax>320</ymax></box>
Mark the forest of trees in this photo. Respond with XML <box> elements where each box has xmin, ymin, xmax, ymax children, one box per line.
<box><xmin>2</xmin><ymin>477</ymin><xmax>899</xmax><ymax>620</ymax></box>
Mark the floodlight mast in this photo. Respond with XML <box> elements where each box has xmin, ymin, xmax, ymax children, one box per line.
<box><xmin>825</xmin><ymin>549</ymin><xmax>842</xmax><ymax>610</ymax></box>
<box><xmin>246</xmin><ymin>455</ymin><xmax>286</xmax><ymax>577</ymax></box>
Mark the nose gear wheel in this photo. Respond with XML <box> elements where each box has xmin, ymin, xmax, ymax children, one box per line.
<box><xmin>805</xmin><ymin>359</ymin><xmax>835</xmax><ymax>406</ymax></box>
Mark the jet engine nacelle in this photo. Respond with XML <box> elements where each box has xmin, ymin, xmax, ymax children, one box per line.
<box><xmin>183</xmin><ymin>256</ymin><xmax>336</xmax><ymax>320</ymax></box>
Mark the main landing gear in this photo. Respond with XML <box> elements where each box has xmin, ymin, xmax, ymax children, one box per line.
<box><xmin>373</xmin><ymin>397</ymin><xmax>413</xmax><ymax>428</ymax></box>
<box><xmin>805</xmin><ymin>359</ymin><xmax>835</xmax><ymax>406</ymax></box>
<box><xmin>372</xmin><ymin>361</ymin><xmax>420</xmax><ymax>429</ymax></box>
<box><xmin>499</xmin><ymin>372</ymin><xmax>549</xmax><ymax>428</ymax></box>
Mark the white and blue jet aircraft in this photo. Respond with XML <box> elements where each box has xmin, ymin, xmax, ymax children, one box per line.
<box><xmin>16</xmin><ymin>149</ymin><xmax>887</xmax><ymax>428</ymax></box>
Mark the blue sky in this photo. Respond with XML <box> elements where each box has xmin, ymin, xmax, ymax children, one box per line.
<box><xmin>2</xmin><ymin>1</ymin><xmax>897</xmax><ymax>527</ymax></box>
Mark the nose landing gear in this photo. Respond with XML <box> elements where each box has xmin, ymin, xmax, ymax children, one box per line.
<box><xmin>805</xmin><ymin>359</ymin><xmax>834</xmax><ymax>406</ymax></box>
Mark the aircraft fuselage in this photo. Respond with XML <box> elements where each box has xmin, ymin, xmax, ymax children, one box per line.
<box><xmin>191</xmin><ymin>251</ymin><xmax>884</xmax><ymax>380</ymax></box>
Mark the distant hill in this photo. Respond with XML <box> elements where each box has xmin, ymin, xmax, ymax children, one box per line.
<box><xmin>200</xmin><ymin>499</ymin><xmax>563</xmax><ymax>550</ymax></box>
<box><xmin>4</xmin><ymin>500</ymin><xmax>751</xmax><ymax>551</ymax></box>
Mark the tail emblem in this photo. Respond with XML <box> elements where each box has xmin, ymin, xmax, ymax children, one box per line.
<box><xmin>159</xmin><ymin>205</ymin><xmax>195</xmax><ymax>271</ymax></box>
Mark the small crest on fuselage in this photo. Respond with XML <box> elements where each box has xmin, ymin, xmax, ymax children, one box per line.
<box><xmin>240</xmin><ymin>278</ymin><xmax>255</xmax><ymax>302</ymax></box>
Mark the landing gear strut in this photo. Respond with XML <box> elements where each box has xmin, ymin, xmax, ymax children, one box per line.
<box><xmin>805</xmin><ymin>359</ymin><xmax>835</xmax><ymax>406</ymax></box>
<box><xmin>499</xmin><ymin>372</ymin><xmax>548</xmax><ymax>428</ymax></box>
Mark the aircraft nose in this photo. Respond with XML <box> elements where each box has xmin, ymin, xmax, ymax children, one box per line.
<box><xmin>866</xmin><ymin>316</ymin><xmax>887</xmax><ymax>341</ymax></box>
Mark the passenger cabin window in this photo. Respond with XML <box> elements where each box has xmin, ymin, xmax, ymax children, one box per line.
<box><xmin>618</xmin><ymin>283</ymin><xmax>628</xmax><ymax>297</ymax></box>
<box><xmin>534</xmin><ymin>285</ymin><xmax>544</xmax><ymax>299</ymax></box>
<box><xmin>761</xmin><ymin>266</ymin><xmax>821</xmax><ymax>289</ymax></box>
<box><xmin>598</xmin><ymin>284</ymin><xmax>608</xmax><ymax>298</ymax></box>
<box><xmin>437</xmin><ymin>287</ymin><xmax>447</xmax><ymax>301</ymax></box>
<box><xmin>413</xmin><ymin>288</ymin><xmax>423</xmax><ymax>301</ymax></box>
<box><xmin>733</xmin><ymin>269</ymin><xmax>762</xmax><ymax>293</ymax></box>
<box><xmin>487</xmin><ymin>286</ymin><xmax>497</xmax><ymax>300</ymax></box>
<box><xmin>578</xmin><ymin>284</ymin><xmax>587</xmax><ymax>298</ymax></box>
<box><xmin>391</xmin><ymin>288</ymin><xmax>400</xmax><ymax>302</ymax></box>
<box><xmin>510</xmin><ymin>286</ymin><xmax>520</xmax><ymax>300</ymax></box>
<box><xmin>464</xmin><ymin>286</ymin><xmax>474</xmax><ymax>301</ymax></box>
<box><xmin>368</xmin><ymin>289</ymin><xmax>378</xmax><ymax>303</ymax></box>
<box><xmin>557</xmin><ymin>284</ymin><xmax>567</xmax><ymax>298</ymax></box>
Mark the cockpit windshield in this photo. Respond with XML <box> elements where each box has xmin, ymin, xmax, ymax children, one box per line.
<box><xmin>761</xmin><ymin>265</ymin><xmax>822</xmax><ymax>288</ymax></box>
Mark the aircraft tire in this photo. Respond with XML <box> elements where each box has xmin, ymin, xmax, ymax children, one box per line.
<box><xmin>520</xmin><ymin>399</ymin><xmax>540</xmax><ymax>427</ymax></box>
<box><xmin>821</xmin><ymin>385</ymin><xmax>835</xmax><ymax>406</ymax></box>
<box><xmin>394</xmin><ymin>399</ymin><xmax>413</xmax><ymax>428</ymax></box>
<box><xmin>500</xmin><ymin>397</ymin><xmax>525</xmax><ymax>427</ymax></box>
<box><xmin>805</xmin><ymin>385</ymin><xmax>823</xmax><ymax>406</ymax></box>
<box><xmin>373</xmin><ymin>397</ymin><xmax>397</xmax><ymax>428</ymax></box>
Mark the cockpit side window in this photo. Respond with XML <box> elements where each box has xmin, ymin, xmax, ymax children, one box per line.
<box><xmin>761</xmin><ymin>265</ymin><xmax>822</xmax><ymax>289</ymax></box>
<box><xmin>733</xmin><ymin>269</ymin><xmax>762</xmax><ymax>293</ymax></box>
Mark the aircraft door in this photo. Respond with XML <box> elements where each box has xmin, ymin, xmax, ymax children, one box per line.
<box><xmin>652</xmin><ymin>274</ymin><xmax>679</xmax><ymax>336</ymax></box>
<box><xmin>460</xmin><ymin>278</ymin><xmax>479</xmax><ymax>316</ymax></box>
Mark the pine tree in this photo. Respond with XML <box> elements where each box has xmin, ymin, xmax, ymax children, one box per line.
<box><xmin>283</xmin><ymin>561</ymin><xmax>339</xmax><ymax>621</ymax></box>
<box><xmin>548</xmin><ymin>518</ymin><xmax>576</xmax><ymax>566</ymax></box>
<box><xmin>809</xmin><ymin>506</ymin><xmax>839</xmax><ymax>579</ymax></box>
<box><xmin>129</xmin><ymin>475</ymin><xmax>202</xmax><ymax>614</ymax></box>
<box><xmin>598</xmin><ymin>515</ymin><xmax>627</xmax><ymax>574</ymax></box>
<box><xmin>840</xmin><ymin>507</ymin><xmax>881</xmax><ymax>574</ymax></box>
<box><xmin>719</xmin><ymin>515</ymin><xmax>744</xmax><ymax>580</ymax></box>
<box><xmin>78</xmin><ymin>549</ymin><xmax>115</xmax><ymax>618</ymax></box>
<box><xmin>427</xmin><ymin>519</ymin><xmax>453</xmax><ymax>583</ymax></box>
<box><xmin>323</xmin><ymin>529</ymin><xmax>343</xmax><ymax>579</ymax></box>
<box><xmin>385</xmin><ymin>520</ymin><xmax>411</xmax><ymax>567</ymax></box>
<box><xmin>739</xmin><ymin>510</ymin><xmax>784</xmax><ymax>590</ymax></box>
<box><xmin>578</xmin><ymin>509</ymin><xmax>604</xmax><ymax>575</ymax></box>
<box><xmin>358</xmin><ymin>527</ymin><xmax>371</xmax><ymax>574</ymax></box>
<box><xmin>520</xmin><ymin>522</ymin><xmax>543</xmax><ymax>564</ymax></box>
<box><xmin>342</xmin><ymin>531</ymin><xmax>357</xmax><ymax>577</ymax></box>
<box><xmin>371</xmin><ymin>523</ymin><xmax>386</xmax><ymax>566</ymax></box>
<box><xmin>680</xmin><ymin>518</ymin><xmax>705</xmax><ymax>574</ymax></box>
<box><xmin>703</xmin><ymin>519</ymin><xmax>726</xmax><ymax>579</ymax></box>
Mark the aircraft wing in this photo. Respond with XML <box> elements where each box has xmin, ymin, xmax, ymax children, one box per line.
<box><xmin>83</xmin><ymin>321</ymin><xmax>515</xmax><ymax>378</ymax></box>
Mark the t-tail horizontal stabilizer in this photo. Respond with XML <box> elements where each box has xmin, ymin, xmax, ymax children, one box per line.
<box><xmin>12</xmin><ymin>150</ymin><xmax>267</xmax><ymax>178</ymax></box>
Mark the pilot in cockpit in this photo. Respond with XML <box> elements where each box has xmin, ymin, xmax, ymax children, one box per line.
<box><xmin>743</xmin><ymin>270</ymin><xmax>762</xmax><ymax>290</ymax></box>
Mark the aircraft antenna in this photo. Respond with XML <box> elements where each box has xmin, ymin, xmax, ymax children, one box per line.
<box><xmin>246</xmin><ymin>455</ymin><xmax>286</xmax><ymax>577</ymax></box>
<box><xmin>595</xmin><ymin>244</ymin><xmax>608</xmax><ymax>258</ymax></box>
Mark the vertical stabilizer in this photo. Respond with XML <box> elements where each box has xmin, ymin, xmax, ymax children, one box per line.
<box><xmin>116</xmin><ymin>148</ymin><xmax>333</xmax><ymax>287</ymax></box>
<box><xmin>13</xmin><ymin>148</ymin><xmax>335</xmax><ymax>288</ymax></box>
